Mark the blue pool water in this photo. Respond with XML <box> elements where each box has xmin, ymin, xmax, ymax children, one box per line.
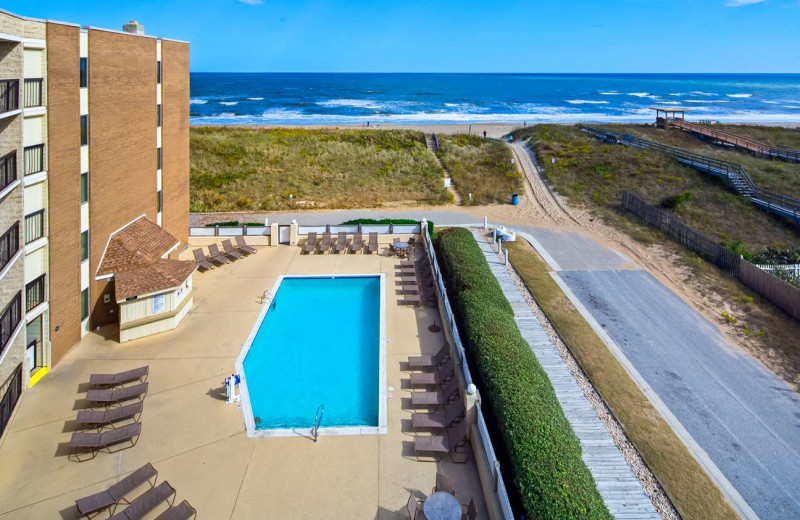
<box><xmin>242</xmin><ymin>276</ymin><xmax>381</xmax><ymax>430</ymax></box>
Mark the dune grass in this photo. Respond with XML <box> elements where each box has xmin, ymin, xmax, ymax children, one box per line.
<box><xmin>190</xmin><ymin>127</ymin><xmax>449</xmax><ymax>211</ymax></box>
<box><xmin>504</xmin><ymin>239</ymin><xmax>739</xmax><ymax>520</ymax></box>
<box><xmin>436</xmin><ymin>134</ymin><xmax>523</xmax><ymax>205</ymax></box>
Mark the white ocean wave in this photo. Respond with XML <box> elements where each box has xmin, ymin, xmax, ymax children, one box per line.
<box><xmin>219</xmin><ymin>101</ymin><xmax>239</xmax><ymax>106</ymax></box>
<box><xmin>683</xmin><ymin>100</ymin><xmax>730</xmax><ymax>104</ymax></box>
<box><xmin>668</xmin><ymin>93</ymin><xmax>684</xmax><ymax>97</ymax></box>
<box><xmin>316</xmin><ymin>98</ymin><xmax>385</xmax><ymax>109</ymax></box>
<box><xmin>628</xmin><ymin>92</ymin><xmax>652</xmax><ymax>98</ymax></box>
<box><xmin>190</xmin><ymin>99</ymin><xmax>208</xmax><ymax>105</ymax></box>
<box><xmin>785</xmin><ymin>105</ymin><xmax>800</xmax><ymax>109</ymax></box>
<box><xmin>566</xmin><ymin>100</ymin><xmax>609</xmax><ymax>105</ymax></box>
<box><xmin>599</xmin><ymin>91</ymin><xmax>621</xmax><ymax>95</ymax></box>
<box><xmin>726</xmin><ymin>93</ymin><xmax>753</xmax><ymax>98</ymax></box>
<box><xmin>690</xmin><ymin>91</ymin><xmax>717</xmax><ymax>96</ymax></box>
<box><xmin>247</xmin><ymin>97</ymin><xmax>264</xmax><ymax>101</ymax></box>
<box><xmin>659</xmin><ymin>101</ymin><xmax>681</xmax><ymax>105</ymax></box>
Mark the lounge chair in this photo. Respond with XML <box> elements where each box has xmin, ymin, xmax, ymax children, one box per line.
<box><xmin>412</xmin><ymin>403</ymin><xmax>464</xmax><ymax>431</ymax></box>
<box><xmin>303</xmin><ymin>233</ymin><xmax>318</xmax><ymax>254</ymax></box>
<box><xmin>399</xmin><ymin>260</ymin><xmax>415</xmax><ymax>269</ymax></box>
<box><xmin>350</xmin><ymin>232</ymin><xmax>363</xmax><ymax>254</ymax></box>
<box><xmin>207</xmin><ymin>244</ymin><xmax>229</xmax><ymax>266</ymax></box>
<box><xmin>108</xmin><ymin>481</ymin><xmax>175</xmax><ymax>520</ymax></box>
<box><xmin>401</xmin><ymin>293</ymin><xmax>421</xmax><ymax>307</ymax></box>
<box><xmin>317</xmin><ymin>232</ymin><xmax>332</xmax><ymax>254</ymax></box>
<box><xmin>90</xmin><ymin>366</ymin><xmax>149</xmax><ymax>387</ymax></box>
<box><xmin>69</xmin><ymin>422</ymin><xmax>142</xmax><ymax>462</ymax></box>
<box><xmin>410</xmin><ymin>358</ymin><xmax>455</xmax><ymax>387</ymax></box>
<box><xmin>222</xmin><ymin>239</ymin><xmax>244</xmax><ymax>260</ymax></box>
<box><xmin>411</xmin><ymin>377</ymin><xmax>460</xmax><ymax>409</ymax></box>
<box><xmin>408</xmin><ymin>343</ymin><xmax>451</xmax><ymax>371</ymax></box>
<box><xmin>413</xmin><ymin>420</ymin><xmax>470</xmax><ymax>463</ymax></box>
<box><xmin>77</xmin><ymin>401</ymin><xmax>143</xmax><ymax>429</ymax></box>
<box><xmin>191</xmin><ymin>249</ymin><xmax>214</xmax><ymax>272</ymax></box>
<box><xmin>235</xmin><ymin>235</ymin><xmax>257</xmax><ymax>255</ymax></box>
<box><xmin>334</xmin><ymin>232</ymin><xmax>348</xmax><ymax>253</ymax></box>
<box><xmin>433</xmin><ymin>472</ymin><xmax>456</xmax><ymax>495</ymax></box>
<box><xmin>86</xmin><ymin>382</ymin><xmax>148</xmax><ymax>406</ymax></box>
<box><xmin>75</xmin><ymin>462</ymin><xmax>157</xmax><ymax>517</ymax></box>
<box><xmin>463</xmin><ymin>498</ymin><xmax>478</xmax><ymax>520</ymax></box>
<box><xmin>154</xmin><ymin>501</ymin><xmax>197</xmax><ymax>520</ymax></box>
<box><xmin>367</xmin><ymin>232</ymin><xmax>378</xmax><ymax>254</ymax></box>
<box><xmin>406</xmin><ymin>493</ymin><xmax>423</xmax><ymax>520</ymax></box>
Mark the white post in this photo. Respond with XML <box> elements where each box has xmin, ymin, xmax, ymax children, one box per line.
<box><xmin>493</xmin><ymin>228</ymin><xmax>497</xmax><ymax>243</ymax></box>
<box><xmin>504</xmin><ymin>248</ymin><xmax>509</xmax><ymax>265</ymax></box>
<box><xmin>483</xmin><ymin>216</ymin><xmax>488</xmax><ymax>230</ymax></box>
<box><xmin>264</xmin><ymin>217</ymin><xmax>269</xmax><ymax>227</ymax></box>
<box><xmin>497</xmin><ymin>236</ymin><xmax>502</xmax><ymax>253</ymax></box>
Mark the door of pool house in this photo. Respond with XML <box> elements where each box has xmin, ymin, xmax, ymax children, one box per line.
<box><xmin>279</xmin><ymin>226</ymin><xmax>290</xmax><ymax>244</ymax></box>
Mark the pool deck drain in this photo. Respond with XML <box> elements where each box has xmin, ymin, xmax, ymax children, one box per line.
<box><xmin>472</xmin><ymin>231</ymin><xmax>659</xmax><ymax>520</ymax></box>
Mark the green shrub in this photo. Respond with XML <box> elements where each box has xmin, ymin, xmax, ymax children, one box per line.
<box><xmin>662</xmin><ymin>191</ymin><xmax>692</xmax><ymax>210</ymax></box>
<box><xmin>435</xmin><ymin>228</ymin><xmax>610</xmax><ymax>520</ymax></box>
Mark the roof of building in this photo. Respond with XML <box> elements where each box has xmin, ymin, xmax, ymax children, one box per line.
<box><xmin>97</xmin><ymin>216</ymin><xmax>196</xmax><ymax>301</ymax></box>
<box><xmin>649</xmin><ymin>106</ymin><xmax>692</xmax><ymax>112</ymax></box>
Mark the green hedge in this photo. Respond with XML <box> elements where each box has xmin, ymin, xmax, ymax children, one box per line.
<box><xmin>203</xmin><ymin>221</ymin><xmax>265</xmax><ymax>228</ymax></box>
<box><xmin>435</xmin><ymin>227</ymin><xmax>610</xmax><ymax>520</ymax></box>
<box><xmin>340</xmin><ymin>218</ymin><xmax>434</xmax><ymax>236</ymax></box>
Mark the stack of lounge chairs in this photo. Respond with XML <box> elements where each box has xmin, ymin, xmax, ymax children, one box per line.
<box><xmin>192</xmin><ymin>236</ymin><xmax>257</xmax><ymax>272</ymax></box>
<box><xmin>405</xmin><ymin>344</ymin><xmax>471</xmax><ymax>463</ymax></box>
<box><xmin>69</xmin><ymin>366</ymin><xmax>149</xmax><ymax>462</ymax></box>
<box><xmin>74</xmin><ymin>462</ymin><xmax>197</xmax><ymax>520</ymax></box>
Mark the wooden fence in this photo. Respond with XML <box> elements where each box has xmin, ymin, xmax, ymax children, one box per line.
<box><xmin>622</xmin><ymin>191</ymin><xmax>800</xmax><ymax>322</ymax></box>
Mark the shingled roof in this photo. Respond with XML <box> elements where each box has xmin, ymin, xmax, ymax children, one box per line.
<box><xmin>97</xmin><ymin>216</ymin><xmax>196</xmax><ymax>301</ymax></box>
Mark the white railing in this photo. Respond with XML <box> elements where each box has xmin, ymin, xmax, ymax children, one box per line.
<box><xmin>755</xmin><ymin>263</ymin><xmax>800</xmax><ymax>279</ymax></box>
<box><xmin>190</xmin><ymin>226</ymin><xmax>269</xmax><ymax>237</ymax></box>
<box><xmin>476</xmin><ymin>402</ymin><xmax>515</xmax><ymax>520</ymax></box>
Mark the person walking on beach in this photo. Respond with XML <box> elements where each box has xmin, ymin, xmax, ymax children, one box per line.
<box><xmin>483</xmin><ymin>130</ymin><xmax>487</xmax><ymax>138</ymax></box>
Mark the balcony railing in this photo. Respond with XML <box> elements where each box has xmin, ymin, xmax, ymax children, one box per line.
<box><xmin>24</xmin><ymin>209</ymin><xmax>44</xmax><ymax>244</ymax></box>
<box><xmin>0</xmin><ymin>222</ymin><xmax>19</xmax><ymax>272</ymax></box>
<box><xmin>0</xmin><ymin>292</ymin><xmax>22</xmax><ymax>355</ymax></box>
<box><xmin>0</xmin><ymin>151</ymin><xmax>16</xmax><ymax>192</ymax></box>
<box><xmin>0</xmin><ymin>80</ymin><xmax>19</xmax><ymax>114</ymax></box>
<box><xmin>23</xmin><ymin>144</ymin><xmax>44</xmax><ymax>176</ymax></box>
<box><xmin>25</xmin><ymin>274</ymin><xmax>45</xmax><ymax>313</ymax></box>
<box><xmin>23</xmin><ymin>78</ymin><xmax>43</xmax><ymax>108</ymax></box>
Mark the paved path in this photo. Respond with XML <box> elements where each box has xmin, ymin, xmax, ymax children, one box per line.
<box><xmin>472</xmin><ymin>231</ymin><xmax>659</xmax><ymax>520</ymax></box>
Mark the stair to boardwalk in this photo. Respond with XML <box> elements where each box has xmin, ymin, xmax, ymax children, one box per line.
<box><xmin>424</xmin><ymin>133</ymin><xmax>461</xmax><ymax>204</ymax></box>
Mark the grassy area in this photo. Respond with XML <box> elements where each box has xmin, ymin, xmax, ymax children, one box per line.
<box><xmin>436</xmin><ymin>134</ymin><xmax>523</xmax><ymax>205</ymax></box>
<box><xmin>190</xmin><ymin>127</ymin><xmax>449</xmax><ymax>211</ymax></box>
<box><xmin>504</xmin><ymin>239</ymin><xmax>739</xmax><ymax>520</ymax></box>
<box><xmin>512</xmin><ymin>124</ymin><xmax>799</xmax><ymax>255</ymax></box>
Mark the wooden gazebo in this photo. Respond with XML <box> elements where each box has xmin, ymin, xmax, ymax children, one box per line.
<box><xmin>651</xmin><ymin>107</ymin><xmax>691</xmax><ymax>128</ymax></box>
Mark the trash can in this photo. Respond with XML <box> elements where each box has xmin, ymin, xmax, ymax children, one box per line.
<box><xmin>511</xmin><ymin>194</ymin><xmax>519</xmax><ymax>205</ymax></box>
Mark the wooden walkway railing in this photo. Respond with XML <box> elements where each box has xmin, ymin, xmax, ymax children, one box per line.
<box><xmin>669</xmin><ymin>119</ymin><xmax>800</xmax><ymax>163</ymax></box>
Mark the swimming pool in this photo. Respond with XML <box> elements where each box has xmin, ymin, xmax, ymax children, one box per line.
<box><xmin>236</xmin><ymin>275</ymin><xmax>386</xmax><ymax>437</ymax></box>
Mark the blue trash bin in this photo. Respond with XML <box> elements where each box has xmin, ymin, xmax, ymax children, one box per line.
<box><xmin>511</xmin><ymin>194</ymin><xmax>519</xmax><ymax>205</ymax></box>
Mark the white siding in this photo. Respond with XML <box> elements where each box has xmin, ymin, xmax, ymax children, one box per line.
<box><xmin>80</xmin><ymin>260</ymin><xmax>89</xmax><ymax>290</ymax></box>
<box><xmin>79</xmin><ymin>31</ymin><xmax>88</xmax><ymax>57</ymax></box>
<box><xmin>80</xmin><ymin>88</ymin><xmax>88</xmax><ymax>116</ymax></box>
<box><xmin>23</xmin><ymin>182</ymin><xmax>45</xmax><ymax>215</ymax></box>
<box><xmin>80</xmin><ymin>202</ymin><xmax>89</xmax><ymax>232</ymax></box>
<box><xmin>80</xmin><ymin>146</ymin><xmax>88</xmax><ymax>173</ymax></box>
<box><xmin>23</xmin><ymin>115</ymin><xmax>45</xmax><ymax>145</ymax></box>
<box><xmin>23</xmin><ymin>48</ymin><xmax>44</xmax><ymax>78</ymax></box>
<box><xmin>24</xmin><ymin>247</ymin><xmax>45</xmax><ymax>283</ymax></box>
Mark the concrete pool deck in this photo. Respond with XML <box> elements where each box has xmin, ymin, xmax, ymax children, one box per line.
<box><xmin>0</xmin><ymin>241</ymin><xmax>488</xmax><ymax>519</ymax></box>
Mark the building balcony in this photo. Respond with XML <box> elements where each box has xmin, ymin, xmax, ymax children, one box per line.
<box><xmin>23</xmin><ymin>78</ymin><xmax>43</xmax><ymax>109</ymax></box>
<box><xmin>25</xmin><ymin>274</ymin><xmax>46</xmax><ymax>314</ymax></box>
<box><xmin>0</xmin><ymin>79</ymin><xmax>19</xmax><ymax>114</ymax></box>
<box><xmin>24</xmin><ymin>209</ymin><xmax>44</xmax><ymax>245</ymax></box>
<box><xmin>23</xmin><ymin>144</ymin><xmax>44</xmax><ymax>176</ymax></box>
<box><xmin>0</xmin><ymin>151</ymin><xmax>17</xmax><ymax>192</ymax></box>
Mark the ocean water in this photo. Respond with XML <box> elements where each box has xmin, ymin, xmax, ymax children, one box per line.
<box><xmin>242</xmin><ymin>276</ymin><xmax>380</xmax><ymax>430</ymax></box>
<box><xmin>190</xmin><ymin>73</ymin><xmax>800</xmax><ymax>125</ymax></box>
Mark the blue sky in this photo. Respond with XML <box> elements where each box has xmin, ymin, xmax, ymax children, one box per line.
<box><xmin>7</xmin><ymin>0</ymin><xmax>799</xmax><ymax>73</ymax></box>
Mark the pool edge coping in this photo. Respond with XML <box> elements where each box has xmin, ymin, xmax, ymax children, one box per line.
<box><xmin>235</xmin><ymin>273</ymin><xmax>388</xmax><ymax>438</ymax></box>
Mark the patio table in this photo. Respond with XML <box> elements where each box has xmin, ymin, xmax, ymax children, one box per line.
<box><xmin>423</xmin><ymin>491</ymin><xmax>461</xmax><ymax>520</ymax></box>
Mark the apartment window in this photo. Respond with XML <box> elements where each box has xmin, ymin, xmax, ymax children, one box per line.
<box><xmin>0</xmin><ymin>222</ymin><xmax>19</xmax><ymax>272</ymax></box>
<box><xmin>24</xmin><ymin>210</ymin><xmax>45</xmax><ymax>244</ymax></box>
<box><xmin>81</xmin><ymin>288</ymin><xmax>89</xmax><ymax>321</ymax></box>
<box><xmin>80</xmin><ymin>230</ymin><xmax>88</xmax><ymax>262</ymax></box>
<box><xmin>0</xmin><ymin>151</ymin><xmax>16</xmax><ymax>191</ymax></box>
<box><xmin>157</xmin><ymin>190</ymin><xmax>163</xmax><ymax>213</ymax></box>
<box><xmin>79</xmin><ymin>58</ymin><xmax>88</xmax><ymax>88</ymax></box>
<box><xmin>80</xmin><ymin>173</ymin><xmax>88</xmax><ymax>203</ymax></box>
<box><xmin>157</xmin><ymin>61</ymin><xmax>161</xmax><ymax>84</ymax></box>
<box><xmin>157</xmin><ymin>104</ymin><xmax>162</xmax><ymax>127</ymax></box>
<box><xmin>157</xmin><ymin>147</ymin><xmax>162</xmax><ymax>170</ymax></box>
<box><xmin>0</xmin><ymin>292</ymin><xmax>22</xmax><ymax>355</ymax></box>
<box><xmin>26</xmin><ymin>316</ymin><xmax>43</xmax><ymax>372</ymax></box>
<box><xmin>80</xmin><ymin>115</ymin><xmax>89</xmax><ymax>146</ymax></box>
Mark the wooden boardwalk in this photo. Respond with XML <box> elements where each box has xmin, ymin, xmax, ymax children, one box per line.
<box><xmin>472</xmin><ymin>231</ymin><xmax>660</xmax><ymax>520</ymax></box>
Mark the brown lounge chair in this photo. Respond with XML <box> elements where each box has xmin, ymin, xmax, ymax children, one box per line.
<box><xmin>207</xmin><ymin>244</ymin><xmax>229</xmax><ymax>266</ymax></box>
<box><xmin>350</xmin><ymin>232</ymin><xmax>363</xmax><ymax>254</ymax></box>
<box><xmin>433</xmin><ymin>472</ymin><xmax>456</xmax><ymax>495</ymax></box>
<box><xmin>367</xmin><ymin>232</ymin><xmax>378</xmax><ymax>254</ymax></box>
<box><xmin>235</xmin><ymin>235</ymin><xmax>257</xmax><ymax>255</ymax></box>
<box><xmin>463</xmin><ymin>498</ymin><xmax>478</xmax><ymax>520</ymax></box>
<box><xmin>86</xmin><ymin>382</ymin><xmax>148</xmax><ymax>406</ymax></box>
<box><xmin>77</xmin><ymin>401</ymin><xmax>143</xmax><ymax>429</ymax></box>
<box><xmin>154</xmin><ymin>500</ymin><xmax>197</xmax><ymax>520</ymax></box>
<box><xmin>413</xmin><ymin>420</ymin><xmax>470</xmax><ymax>462</ymax></box>
<box><xmin>411</xmin><ymin>376</ymin><xmax>460</xmax><ymax>409</ymax></box>
<box><xmin>317</xmin><ymin>232</ymin><xmax>332</xmax><ymax>254</ymax></box>
<box><xmin>191</xmin><ymin>249</ymin><xmax>214</xmax><ymax>272</ymax></box>
<box><xmin>408</xmin><ymin>343</ymin><xmax>451</xmax><ymax>371</ymax></box>
<box><xmin>108</xmin><ymin>480</ymin><xmax>175</xmax><ymax>520</ymax></box>
<box><xmin>410</xmin><ymin>358</ymin><xmax>455</xmax><ymax>387</ymax></box>
<box><xmin>334</xmin><ymin>232</ymin><xmax>348</xmax><ymax>253</ymax></box>
<box><xmin>75</xmin><ymin>462</ymin><xmax>157</xmax><ymax>517</ymax></box>
<box><xmin>90</xmin><ymin>366</ymin><xmax>149</xmax><ymax>387</ymax></box>
<box><xmin>222</xmin><ymin>239</ymin><xmax>244</xmax><ymax>260</ymax></box>
<box><xmin>69</xmin><ymin>422</ymin><xmax>142</xmax><ymax>462</ymax></box>
<box><xmin>406</xmin><ymin>493</ymin><xmax>423</xmax><ymax>520</ymax></box>
<box><xmin>401</xmin><ymin>293</ymin><xmax>421</xmax><ymax>306</ymax></box>
<box><xmin>303</xmin><ymin>232</ymin><xmax>318</xmax><ymax>254</ymax></box>
<box><xmin>412</xmin><ymin>403</ymin><xmax>464</xmax><ymax>431</ymax></box>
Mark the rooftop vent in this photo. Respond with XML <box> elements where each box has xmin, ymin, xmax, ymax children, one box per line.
<box><xmin>122</xmin><ymin>21</ymin><xmax>145</xmax><ymax>35</ymax></box>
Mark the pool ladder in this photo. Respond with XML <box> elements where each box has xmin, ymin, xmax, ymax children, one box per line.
<box><xmin>312</xmin><ymin>404</ymin><xmax>324</xmax><ymax>443</ymax></box>
<box><xmin>260</xmin><ymin>289</ymin><xmax>273</xmax><ymax>305</ymax></box>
